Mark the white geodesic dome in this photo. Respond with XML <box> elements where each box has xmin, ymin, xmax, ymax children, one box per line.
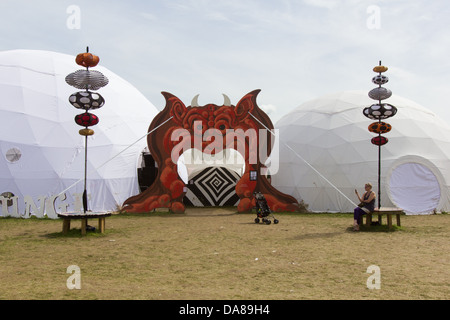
<box><xmin>272</xmin><ymin>91</ymin><xmax>450</xmax><ymax>215</ymax></box>
<box><xmin>0</xmin><ymin>49</ymin><xmax>158</xmax><ymax>218</ymax></box>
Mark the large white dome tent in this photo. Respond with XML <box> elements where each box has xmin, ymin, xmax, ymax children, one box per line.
<box><xmin>0</xmin><ymin>49</ymin><xmax>159</xmax><ymax>218</ymax></box>
<box><xmin>272</xmin><ymin>91</ymin><xmax>450</xmax><ymax>215</ymax></box>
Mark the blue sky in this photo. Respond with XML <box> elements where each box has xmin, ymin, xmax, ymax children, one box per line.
<box><xmin>1</xmin><ymin>0</ymin><xmax>450</xmax><ymax>124</ymax></box>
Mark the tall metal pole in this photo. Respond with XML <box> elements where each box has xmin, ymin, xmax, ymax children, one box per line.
<box><xmin>82</xmin><ymin>45</ymin><xmax>90</xmax><ymax>214</ymax></box>
<box><xmin>377</xmin><ymin>60</ymin><xmax>382</xmax><ymax>209</ymax></box>
<box><xmin>378</xmin><ymin>133</ymin><xmax>381</xmax><ymax>209</ymax></box>
<box><xmin>83</xmin><ymin>134</ymin><xmax>88</xmax><ymax>213</ymax></box>
<box><xmin>66</xmin><ymin>46</ymin><xmax>108</xmax><ymax>216</ymax></box>
<box><xmin>365</xmin><ymin>60</ymin><xmax>397</xmax><ymax>211</ymax></box>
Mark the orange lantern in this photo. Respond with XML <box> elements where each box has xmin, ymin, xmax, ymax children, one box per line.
<box><xmin>368</xmin><ymin>121</ymin><xmax>392</xmax><ymax>134</ymax></box>
<box><xmin>79</xmin><ymin>128</ymin><xmax>95</xmax><ymax>136</ymax></box>
<box><xmin>75</xmin><ymin>52</ymin><xmax>100</xmax><ymax>68</ymax></box>
<box><xmin>373</xmin><ymin>65</ymin><xmax>388</xmax><ymax>73</ymax></box>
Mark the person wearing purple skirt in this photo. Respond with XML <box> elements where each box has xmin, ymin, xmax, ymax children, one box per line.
<box><xmin>353</xmin><ymin>183</ymin><xmax>376</xmax><ymax>231</ymax></box>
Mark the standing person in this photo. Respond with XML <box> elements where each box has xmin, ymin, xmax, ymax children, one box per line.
<box><xmin>353</xmin><ymin>183</ymin><xmax>376</xmax><ymax>231</ymax></box>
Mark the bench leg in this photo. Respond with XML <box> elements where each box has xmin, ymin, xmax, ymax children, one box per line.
<box><xmin>396</xmin><ymin>214</ymin><xmax>401</xmax><ymax>226</ymax></box>
<box><xmin>366</xmin><ymin>213</ymin><xmax>372</xmax><ymax>227</ymax></box>
<box><xmin>81</xmin><ymin>218</ymin><xmax>87</xmax><ymax>236</ymax></box>
<box><xmin>62</xmin><ymin>219</ymin><xmax>71</xmax><ymax>234</ymax></box>
<box><xmin>98</xmin><ymin>217</ymin><xmax>106</xmax><ymax>233</ymax></box>
<box><xmin>387</xmin><ymin>214</ymin><xmax>392</xmax><ymax>230</ymax></box>
<box><xmin>378</xmin><ymin>214</ymin><xmax>382</xmax><ymax>225</ymax></box>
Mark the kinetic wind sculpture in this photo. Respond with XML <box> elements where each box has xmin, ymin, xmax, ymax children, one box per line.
<box><xmin>65</xmin><ymin>47</ymin><xmax>109</xmax><ymax>213</ymax></box>
<box><xmin>363</xmin><ymin>61</ymin><xmax>397</xmax><ymax>209</ymax></box>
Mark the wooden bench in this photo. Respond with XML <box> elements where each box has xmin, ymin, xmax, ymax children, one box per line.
<box><xmin>58</xmin><ymin>212</ymin><xmax>112</xmax><ymax>236</ymax></box>
<box><xmin>364</xmin><ymin>207</ymin><xmax>404</xmax><ymax>230</ymax></box>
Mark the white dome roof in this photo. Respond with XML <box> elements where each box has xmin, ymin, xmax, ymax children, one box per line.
<box><xmin>0</xmin><ymin>50</ymin><xmax>159</xmax><ymax>217</ymax></box>
<box><xmin>273</xmin><ymin>90</ymin><xmax>450</xmax><ymax>214</ymax></box>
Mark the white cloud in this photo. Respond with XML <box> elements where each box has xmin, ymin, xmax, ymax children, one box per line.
<box><xmin>302</xmin><ymin>0</ymin><xmax>339</xmax><ymax>10</ymax></box>
<box><xmin>260</xmin><ymin>104</ymin><xmax>278</xmax><ymax>116</ymax></box>
<box><xmin>139</xmin><ymin>12</ymin><xmax>158</xmax><ymax>21</ymax></box>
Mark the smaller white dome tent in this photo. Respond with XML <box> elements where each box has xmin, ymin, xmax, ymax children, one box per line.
<box><xmin>273</xmin><ymin>91</ymin><xmax>450</xmax><ymax>215</ymax></box>
<box><xmin>0</xmin><ymin>50</ymin><xmax>159</xmax><ymax>218</ymax></box>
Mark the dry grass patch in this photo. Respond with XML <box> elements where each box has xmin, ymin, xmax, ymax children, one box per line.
<box><xmin>0</xmin><ymin>209</ymin><xmax>449</xmax><ymax>300</ymax></box>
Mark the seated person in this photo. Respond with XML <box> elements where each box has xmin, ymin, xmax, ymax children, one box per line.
<box><xmin>353</xmin><ymin>183</ymin><xmax>376</xmax><ymax>231</ymax></box>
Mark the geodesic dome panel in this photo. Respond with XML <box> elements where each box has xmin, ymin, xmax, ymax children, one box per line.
<box><xmin>0</xmin><ymin>50</ymin><xmax>159</xmax><ymax>218</ymax></box>
<box><xmin>273</xmin><ymin>91</ymin><xmax>450</xmax><ymax>214</ymax></box>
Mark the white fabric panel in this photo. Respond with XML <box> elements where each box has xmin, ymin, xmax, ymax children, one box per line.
<box><xmin>389</xmin><ymin>163</ymin><xmax>440</xmax><ymax>215</ymax></box>
<box><xmin>179</xmin><ymin>148</ymin><xmax>245</xmax><ymax>181</ymax></box>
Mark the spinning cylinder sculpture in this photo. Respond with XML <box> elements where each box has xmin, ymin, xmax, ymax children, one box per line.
<box><xmin>65</xmin><ymin>47</ymin><xmax>109</xmax><ymax>213</ymax></box>
<box><xmin>363</xmin><ymin>61</ymin><xmax>397</xmax><ymax>209</ymax></box>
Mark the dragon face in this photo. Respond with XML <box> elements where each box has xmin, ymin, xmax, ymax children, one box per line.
<box><xmin>163</xmin><ymin>91</ymin><xmax>262</xmax><ymax>158</ymax></box>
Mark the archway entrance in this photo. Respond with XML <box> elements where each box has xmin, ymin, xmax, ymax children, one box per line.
<box><xmin>177</xmin><ymin>148</ymin><xmax>245</xmax><ymax>207</ymax></box>
<box><xmin>123</xmin><ymin>90</ymin><xmax>299</xmax><ymax>213</ymax></box>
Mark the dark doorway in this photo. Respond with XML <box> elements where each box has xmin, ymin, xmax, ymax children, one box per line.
<box><xmin>138</xmin><ymin>151</ymin><xmax>158</xmax><ymax>192</ymax></box>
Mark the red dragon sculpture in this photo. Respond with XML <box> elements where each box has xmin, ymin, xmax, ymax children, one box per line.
<box><xmin>122</xmin><ymin>89</ymin><xmax>299</xmax><ymax>213</ymax></box>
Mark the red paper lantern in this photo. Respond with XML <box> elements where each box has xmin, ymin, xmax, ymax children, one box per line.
<box><xmin>371</xmin><ymin>136</ymin><xmax>388</xmax><ymax>146</ymax></box>
<box><xmin>75</xmin><ymin>112</ymin><xmax>99</xmax><ymax>127</ymax></box>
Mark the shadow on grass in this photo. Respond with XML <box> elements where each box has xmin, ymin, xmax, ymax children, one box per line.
<box><xmin>46</xmin><ymin>228</ymin><xmax>112</xmax><ymax>239</ymax></box>
<box><xmin>116</xmin><ymin>208</ymin><xmax>239</xmax><ymax>218</ymax></box>
<box><xmin>346</xmin><ymin>224</ymin><xmax>404</xmax><ymax>233</ymax></box>
<box><xmin>115</xmin><ymin>211</ymin><xmax>179</xmax><ymax>218</ymax></box>
<box><xmin>292</xmin><ymin>232</ymin><xmax>343</xmax><ymax>240</ymax></box>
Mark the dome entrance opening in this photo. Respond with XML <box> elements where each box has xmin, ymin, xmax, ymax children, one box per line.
<box><xmin>389</xmin><ymin>162</ymin><xmax>440</xmax><ymax>214</ymax></box>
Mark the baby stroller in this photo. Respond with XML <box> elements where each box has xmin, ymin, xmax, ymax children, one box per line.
<box><xmin>254</xmin><ymin>192</ymin><xmax>279</xmax><ymax>225</ymax></box>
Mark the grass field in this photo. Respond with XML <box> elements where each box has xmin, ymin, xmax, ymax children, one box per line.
<box><xmin>0</xmin><ymin>208</ymin><xmax>449</xmax><ymax>300</ymax></box>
